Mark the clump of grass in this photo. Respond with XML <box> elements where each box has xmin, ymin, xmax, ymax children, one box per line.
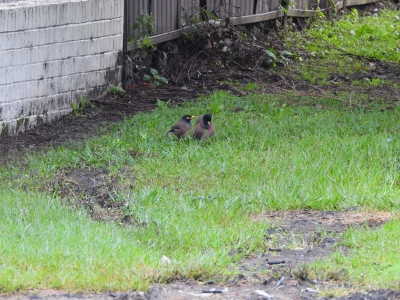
<box><xmin>0</xmin><ymin>187</ymin><xmax>265</xmax><ymax>293</ymax></box>
<box><xmin>289</xmin><ymin>9</ymin><xmax>400</xmax><ymax>63</ymax></box>
<box><xmin>310</xmin><ymin>219</ymin><xmax>400</xmax><ymax>289</ymax></box>
<box><xmin>284</xmin><ymin>9</ymin><xmax>400</xmax><ymax>85</ymax></box>
<box><xmin>108</xmin><ymin>85</ymin><xmax>126</xmax><ymax>96</ymax></box>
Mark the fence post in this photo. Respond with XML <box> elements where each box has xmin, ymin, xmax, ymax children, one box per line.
<box><xmin>123</xmin><ymin>0</ymin><xmax>128</xmax><ymax>53</ymax></box>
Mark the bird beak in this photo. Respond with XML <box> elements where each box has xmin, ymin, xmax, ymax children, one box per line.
<box><xmin>207</xmin><ymin>121</ymin><xmax>210</xmax><ymax>125</ymax></box>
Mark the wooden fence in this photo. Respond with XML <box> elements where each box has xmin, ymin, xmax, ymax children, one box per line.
<box><xmin>124</xmin><ymin>0</ymin><xmax>377</xmax><ymax>51</ymax></box>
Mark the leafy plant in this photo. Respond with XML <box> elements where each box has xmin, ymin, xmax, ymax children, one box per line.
<box><xmin>130</xmin><ymin>12</ymin><xmax>156</xmax><ymax>49</ymax></box>
<box><xmin>143</xmin><ymin>68</ymin><xmax>168</xmax><ymax>86</ymax></box>
<box><xmin>263</xmin><ymin>48</ymin><xmax>292</xmax><ymax>67</ymax></box>
<box><xmin>108</xmin><ymin>85</ymin><xmax>126</xmax><ymax>96</ymax></box>
<box><xmin>180</xmin><ymin>7</ymin><xmax>220</xmax><ymax>41</ymax></box>
<box><xmin>70</xmin><ymin>97</ymin><xmax>92</xmax><ymax>116</ymax></box>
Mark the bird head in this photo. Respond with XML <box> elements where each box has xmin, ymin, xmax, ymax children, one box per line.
<box><xmin>181</xmin><ymin>115</ymin><xmax>196</xmax><ymax>124</ymax></box>
<box><xmin>203</xmin><ymin>114</ymin><xmax>212</xmax><ymax>125</ymax></box>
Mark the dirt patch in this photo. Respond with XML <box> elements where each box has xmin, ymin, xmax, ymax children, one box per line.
<box><xmin>3</xmin><ymin>287</ymin><xmax>400</xmax><ymax>300</ymax></box>
<box><xmin>48</xmin><ymin>167</ymin><xmax>135</xmax><ymax>222</ymax></box>
<box><xmin>255</xmin><ymin>209</ymin><xmax>394</xmax><ymax>231</ymax></box>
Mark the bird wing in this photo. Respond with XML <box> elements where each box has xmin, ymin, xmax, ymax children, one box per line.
<box><xmin>169</xmin><ymin>121</ymin><xmax>191</xmax><ymax>138</ymax></box>
<box><xmin>169</xmin><ymin>123</ymin><xmax>181</xmax><ymax>132</ymax></box>
<box><xmin>193</xmin><ymin>123</ymin><xmax>205</xmax><ymax>140</ymax></box>
<box><xmin>196</xmin><ymin>114</ymin><xmax>204</xmax><ymax>125</ymax></box>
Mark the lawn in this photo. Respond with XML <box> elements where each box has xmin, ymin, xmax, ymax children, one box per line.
<box><xmin>1</xmin><ymin>7</ymin><xmax>400</xmax><ymax>295</ymax></box>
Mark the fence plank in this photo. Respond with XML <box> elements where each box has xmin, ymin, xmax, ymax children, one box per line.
<box><xmin>153</xmin><ymin>0</ymin><xmax>179</xmax><ymax>34</ymax></box>
<box><xmin>207</xmin><ymin>0</ymin><xmax>225</xmax><ymax>18</ymax></box>
<box><xmin>180</xmin><ymin>0</ymin><xmax>200</xmax><ymax>27</ymax></box>
<box><xmin>125</xmin><ymin>0</ymin><xmax>149</xmax><ymax>41</ymax></box>
<box><xmin>229</xmin><ymin>0</ymin><xmax>254</xmax><ymax>17</ymax></box>
<box><xmin>255</xmin><ymin>0</ymin><xmax>281</xmax><ymax>14</ymax></box>
<box><xmin>229</xmin><ymin>10</ymin><xmax>285</xmax><ymax>24</ymax></box>
<box><xmin>290</xmin><ymin>0</ymin><xmax>319</xmax><ymax>10</ymax></box>
<box><xmin>346</xmin><ymin>0</ymin><xmax>377</xmax><ymax>5</ymax></box>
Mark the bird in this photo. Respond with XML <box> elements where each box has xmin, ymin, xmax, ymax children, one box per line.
<box><xmin>167</xmin><ymin>115</ymin><xmax>196</xmax><ymax>140</ymax></box>
<box><xmin>195</xmin><ymin>114</ymin><xmax>204</xmax><ymax>125</ymax></box>
<box><xmin>193</xmin><ymin>114</ymin><xmax>215</xmax><ymax>140</ymax></box>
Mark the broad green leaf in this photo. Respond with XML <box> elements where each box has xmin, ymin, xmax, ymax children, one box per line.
<box><xmin>264</xmin><ymin>49</ymin><xmax>277</xmax><ymax>60</ymax></box>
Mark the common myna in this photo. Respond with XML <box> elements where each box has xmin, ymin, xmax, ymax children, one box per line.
<box><xmin>195</xmin><ymin>114</ymin><xmax>204</xmax><ymax>124</ymax></box>
<box><xmin>167</xmin><ymin>115</ymin><xmax>195</xmax><ymax>140</ymax></box>
<box><xmin>194</xmin><ymin>113</ymin><xmax>215</xmax><ymax>140</ymax></box>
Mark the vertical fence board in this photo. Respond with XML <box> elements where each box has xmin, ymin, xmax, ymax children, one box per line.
<box><xmin>125</xmin><ymin>0</ymin><xmax>149</xmax><ymax>40</ymax></box>
<box><xmin>173</xmin><ymin>1</ymin><xmax>179</xmax><ymax>30</ymax></box>
<box><xmin>319</xmin><ymin>0</ymin><xmax>343</xmax><ymax>10</ymax></box>
<box><xmin>152</xmin><ymin>0</ymin><xmax>179</xmax><ymax>34</ymax></box>
<box><xmin>255</xmin><ymin>0</ymin><xmax>281</xmax><ymax>14</ymax></box>
<box><xmin>180</xmin><ymin>0</ymin><xmax>200</xmax><ymax>26</ymax></box>
<box><xmin>207</xmin><ymin>0</ymin><xmax>225</xmax><ymax>18</ymax></box>
<box><xmin>319</xmin><ymin>0</ymin><xmax>331</xmax><ymax>10</ymax></box>
<box><xmin>292</xmin><ymin>0</ymin><xmax>319</xmax><ymax>10</ymax></box>
<box><xmin>229</xmin><ymin>0</ymin><xmax>254</xmax><ymax>17</ymax></box>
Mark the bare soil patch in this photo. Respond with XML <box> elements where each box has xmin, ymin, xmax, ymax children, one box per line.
<box><xmin>49</xmin><ymin>167</ymin><xmax>135</xmax><ymax>222</ymax></box>
<box><xmin>255</xmin><ymin>209</ymin><xmax>394</xmax><ymax>231</ymax></box>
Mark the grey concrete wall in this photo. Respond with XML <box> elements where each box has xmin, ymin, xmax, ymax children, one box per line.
<box><xmin>0</xmin><ymin>0</ymin><xmax>124</xmax><ymax>135</ymax></box>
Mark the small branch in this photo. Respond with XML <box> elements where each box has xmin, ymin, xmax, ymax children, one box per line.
<box><xmin>226</xmin><ymin>83</ymin><xmax>247</xmax><ymax>96</ymax></box>
<box><xmin>331</xmin><ymin>46</ymin><xmax>378</xmax><ymax>62</ymax></box>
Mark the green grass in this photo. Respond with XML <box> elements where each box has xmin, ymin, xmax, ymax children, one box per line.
<box><xmin>0</xmin><ymin>189</ymin><xmax>150</xmax><ymax>292</ymax></box>
<box><xmin>311</xmin><ymin>219</ymin><xmax>400</xmax><ymax>290</ymax></box>
<box><xmin>1</xmin><ymin>91</ymin><xmax>400</xmax><ymax>293</ymax></box>
<box><xmin>291</xmin><ymin>9</ymin><xmax>400</xmax><ymax>63</ymax></box>
<box><xmin>351</xmin><ymin>78</ymin><xmax>398</xmax><ymax>89</ymax></box>
<box><xmin>284</xmin><ymin>9</ymin><xmax>400</xmax><ymax>85</ymax></box>
<box><xmin>1</xmin><ymin>9</ymin><xmax>400</xmax><ymax>293</ymax></box>
<box><xmin>0</xmin><ymin>178</ymin><xmax>265</xmax><ymax>293</ymax></box>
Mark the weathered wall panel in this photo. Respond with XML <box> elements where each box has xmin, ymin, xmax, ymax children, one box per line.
<box><xmin>0</xmin><ymin>0</ymin><xmax>124</xmax><ymax>135</ymax></box>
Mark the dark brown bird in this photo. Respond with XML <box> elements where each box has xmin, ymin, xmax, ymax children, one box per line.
<box><xmin>194</xmin><ymin>114</ymin><xmax>215</xmax><ymax>140</ymax></box>
<box><xmin>167</xmin><ymin>115</ymin><xmax>195</xmax><ymax>140</ymax></box>
<box><xmin>195</xmin><ymin>114</ymin><xmax>204</xmax><ymax>125</ymax></box>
